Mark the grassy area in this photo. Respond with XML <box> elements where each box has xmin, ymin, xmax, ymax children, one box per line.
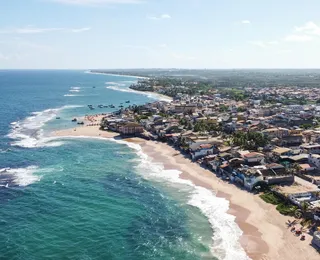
<box><xmin>276</xmin><ymin>203</ymin><xmax>298</xmax><ymax>216</ymax></box>
<box><xmin>260</xmin><ymin>192</ymin><xmax>282</xmax><ymax>205</ymax></box>
<box><xmin>260</xmin><ymin>192</ymin><xmax>298</xmax><ymax>216</ymax></box>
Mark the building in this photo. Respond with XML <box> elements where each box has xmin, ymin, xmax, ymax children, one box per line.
<box><xmin>272</xmin><ymin>147</ymin><xmax>292</xmax><ymax>157</ymax></box>
<box><xmin>301</xmin><ymin>144</ymin><xmax>320</xmax><ymax>154</ymax></box>
<box><xmin>312</xmin><ymin>231</ymin><xmax>320</xmax><ymax>249</ymax></box>
<box><xmin>189</xmin><ymin>142</ymin><xmax>218</xmax><ymax>161</ymax></box>
<box><xmin>118</xmin><ymin>123</ymin><xmax>144</xmax><ymax>135</ymax></box>
<box><xmin>173</xmin><ymin>104</ymin><xmax>197</xmax><ymax>113</ymax></box>
<box><xmin>242</xmin><ymin>152</ymin><xmax>265</xmax><ymax>163</ymax></box>
<box><xmin>308</xmin><ymin>154</ymin><xmax>320</xmax><ymax>169</ymax></box>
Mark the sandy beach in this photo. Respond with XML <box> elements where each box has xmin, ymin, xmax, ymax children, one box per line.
<box><xmin>53</xmin><ymin>124</ymin><xmax>320</xmax><ymax>260</ymax></box>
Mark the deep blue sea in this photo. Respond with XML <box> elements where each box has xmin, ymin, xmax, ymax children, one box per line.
<box><xmin>0</xmin><ymin>70</ymin><xmax>249</xmax><ymax>260</ymax></box>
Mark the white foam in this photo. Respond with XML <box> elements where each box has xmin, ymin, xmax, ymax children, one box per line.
<box><xmin>47</xmin><ymin>134</ymin><xmax>250</xmax><ymax>259</ymax></box>
<box><xmin>71</xmin><ymin>86</ymin><xmax>81</xmax><ymax>90</ymax></box>
<box><xmin>106</xmin><ymin>85</ymin><xmax>172</xmax><ymax>102</ymax></box>
<box><xmin>109</xmin><ymin>138</ymin><xmax>250</xmax><ymax>260</ymax></box>
<box><xmin>7</xmin><ymin>105</ymin><xmax>82</xmax><ymax>148</ymax></box>
<box><xmin>69</xmin><ymin>89</ymin><xmax>80</xmax><ymax>92</ymax></box>
<box><xmin>86</xmin><ymin>71</ymin><xmax>148</xmax><ymax>79</ymax></box>
<box><xmin>0</xmin><ymin>166</ymin><xmax>41</xmax><ymax>187</ymax></box>
<box><xmin>105</xmin><ymin>81</ymin><xmax>126</xmax><ymax>87</ymax></box>
<box><xmin>64</xmin><ymin>94</ymin><xmax>83</xmax><ymax>97</ymax></box>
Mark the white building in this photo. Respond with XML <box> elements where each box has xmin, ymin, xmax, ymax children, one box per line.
<box><xmin>308</xmin><ymin>154</ymin><xmax>320</xmax><ymax>169</ymax></box>
<box><xmin>301</xmin><ymin>144</ymin><xmax>320</xmax><ymax>154</ymax></box>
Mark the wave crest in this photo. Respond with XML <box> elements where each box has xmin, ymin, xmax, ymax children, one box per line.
<box><xmin>7</xmin><ymin>105</ymin><xmax>82</xmax><ymax>148</ymax></box>
<box><xmin>0</xmin><ymin>166</ymin><xmax>41</xmax><ymax>187</ymax></box>
<box><xmin>109</xmin><ymin>139</ymin><xmax>250</xmax><ymax>260</ymax></box>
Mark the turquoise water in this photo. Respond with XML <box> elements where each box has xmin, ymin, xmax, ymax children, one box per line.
<box><xmin>0</xmin><ymin>70</ymin><xmax>248</xmax><ymax>260</ymax></box>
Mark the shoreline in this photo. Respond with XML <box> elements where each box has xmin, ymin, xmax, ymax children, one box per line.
<box><xmin>52</xmin><ymin>125</ymin><xmax>320</xmax><ymax>260</ymax></box>
<box><xmin>88</xmin><ymin>70</ymin><xmax>173</xmax><ymax>101</ymax></box>
<box><xmin>86</xmin><ymin>70</ymin><xmax>149</xmax><ymax>79</ymax></box>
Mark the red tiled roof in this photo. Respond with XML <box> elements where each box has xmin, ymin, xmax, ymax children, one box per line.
<box><xmin>299</xmin><ymin>164</ymin><xmax>312</xmax><ymax>170</ymax></box>
<box><xmin>200</xmin><ymin>144</ymin><xmax>213</xmax><ymax>149</ymax></box>
<box><xmin>243</xmin><ymin>152</ymin><xmax>264</xmax><ymax>158</ymax></box>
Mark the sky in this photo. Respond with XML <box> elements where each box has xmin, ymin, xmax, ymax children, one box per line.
<box><xmin>1</xmin><ymin>0</ymin><xmax>320</xmax><ymax>69</ymax></box>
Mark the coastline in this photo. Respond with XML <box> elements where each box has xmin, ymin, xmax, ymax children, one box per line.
<box><xmin>87</xmin><ymin>70</ymin><xmax>173</xmax><ymax>102</ymax></box>
<box><xmin>86</xmin><ymin>70</ymin><xmax>149</xmax><ymax>80</ymax></box>
<box><xmin>52</xmin><ymin>125</ymin><xmax>320</xmax><ymax>260</ymax></box>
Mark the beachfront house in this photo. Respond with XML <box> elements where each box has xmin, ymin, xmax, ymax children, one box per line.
<box><xmin>189</xmin><ymin>142</ymin><xmax>218</xmax><ymax>161</ymax></box>
<box><xmin>118</xmin><ymin>123</ymin><xmax>144</xmax><ymax>135</ymax></box>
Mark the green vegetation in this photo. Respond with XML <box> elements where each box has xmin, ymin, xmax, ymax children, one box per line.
<box><xmin>260</xmin><ymin>192</ymin><xmax>298</xmax><ymax>216</ymax></box>
<box><xmin>300</xmin><ymin>123</ymin><xmax>313</xmax><ymax>129</ymax></box>
<box><xmin>260</xmin><ymin>192</ymin><xmax>282</xmax><ymax>205</ymax></box>
<box><xmin>219</xmin><ymin>88</ymin><xmax>249</xmax><ymax>101</ymax></box>
<box><xmin>231</xmin><ymin>131</ymin><xmax>269</xmax><ymax>150</ymax></box>
<box><xmin>135</xmin><ymin>115</ymin><xmax>149</xmax><ymax>122</ymax></box>
<box><xmin>276</xmin><ymin>203</ymin><xmax>298</xmax><ymax>216</ymax></box>
<box><xmin>193</xmin><ymin>121</ymin><xmax>222</xmax><ymax>133</ymax></box>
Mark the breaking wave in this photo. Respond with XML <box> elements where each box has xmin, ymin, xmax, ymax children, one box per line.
<box><xmin>105</xmin><ymin>82</ymin><xmax>126</xmax><ymax>87</ymax></box>
<box><xmin>7</xmin><ymin>105</ymin><xmax>83</xmax><ymax>148</ymax></box>
<box><xmin>109</xmin><ymin>139</ymin><xmax>250</xmax><ymax>260</ymax></box>
<box><xmin>0</xmin><ymin>166</ymin><xmax>41</xmax><ymax>187</ymax></box>
<box><xmin>106</xmin><ymin>85</ymin><xmax>172</xmax><ymax>102</ymax></box>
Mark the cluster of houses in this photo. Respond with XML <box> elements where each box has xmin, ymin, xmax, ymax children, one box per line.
<box><xmin>100</xmin><ymin>93</ymin><xmax>320</xmax><ymax>247</ymax></box>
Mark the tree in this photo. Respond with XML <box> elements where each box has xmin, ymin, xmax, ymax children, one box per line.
<box><xmin>231</xmin><ymin>131</ymin><xmax>269</xmax><ymax>150</ymax></box>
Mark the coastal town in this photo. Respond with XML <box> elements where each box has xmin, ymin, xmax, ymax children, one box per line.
<box><xmin>94</xmin><ymin>81</ymin><xmax>320</xmax><ymax>254</ymax></box>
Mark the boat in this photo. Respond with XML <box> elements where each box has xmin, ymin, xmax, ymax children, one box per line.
<box><xmin>98</xmin><ymin>105</ymin><xmax>103</xmax><ymax>108</ymax></box>
<box><xmin>110</xmin><ymin>105</ymin><xmax>115</xmax><ymax>108</ymax></box>
<box><xmin>125</xmin><ymin>100</ymin><xmax>130</xmax><ymax>103</ymax></box>
<box><xmin>71</xmin><ymin>118</ymin><xmax>77</xmax><ymax>122</ymax></box>
<box><xmin>56</xmin><ymin>117</ymin><xmax>61</xmax><ymax>119</ymax></box>
<box><xmin>119</xmin><ymin>105</ymin><xmax>124</xmax><ymax>108</ymax></box>
<box><xmin>77</xmin><ymin>122</ymin><xmax>84</xmax><ymax>125</ymax></box>
<box><xmin>93</xmin><ymin>86</ymin><xmax>96</xmax><ymax>88</ymax></box>
<box><xmin>103</xmin><ymin>105</ymin><xmax>108</xmax><ymax>108</ymax></box>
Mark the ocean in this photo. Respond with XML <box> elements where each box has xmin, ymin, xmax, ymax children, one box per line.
<box><xmin>0</xmin><ymin>70</ymin><xmax>249</xmax><ymax>260</ymax></box>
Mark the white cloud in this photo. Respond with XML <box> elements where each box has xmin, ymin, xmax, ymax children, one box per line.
<box><xmin>0</xmin><ymin>26</ymin><xmax>91</xmax><ymax>34</ymax></box>
<box><xmin>147</xmin><ymin>14</ymin><xmax>171</xmax><ymax>20</ymax></box>
<box><xmin>267</xmin><ymin>41</ymin><xmax>278</xmax><ymax>45</ymax></box>
<box><xmin>248</xmin><ymin>41</ymin><xmax>267</xmax><ymax>48</ymax></box>
<box><xmin>158</xmin><ymin>43</ymin><xmax>167</xmax><ymax>48</ymax></box>
<box><xmin>295</xmin><ymin>21</ymin><xmax>320</xmax><ymax>36</ymax></box>
<box><xmin>284</xmin><ymin>34</ymin><xmax>313</xmax><ymax>42</ymax></box>
<box><xmin>248</xmin><ymin>40</ymin><xmax>280</xmax><ymax>48</ymax></box>
<box><xmin>70</xmin><ymin>27</ymin><xmax>91</xmax><ymax>33</ymax></box>
<box><xmin>51</xmin><ymin>0</ymin><xmax>144</xmax><ymax>5</ymax></box>
<box><xmin>0</xmin><ymin>53</ymin><xmax>9</xmax><ymax>60</ymax></box>
<box><xmin>241</xmin><ymin>20</ymin><xmax>251</xmax><ymax>24</ymax></box>
<box><xmin>278</xmin><ymin>49</ymin><xmax>292</xmax><ymax>54</ymax></box>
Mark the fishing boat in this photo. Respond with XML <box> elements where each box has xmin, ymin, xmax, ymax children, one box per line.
<box><xmin>71</xmin><ymin>118</ymin><xmax>77</xmax><ymax>122</ymax></box>
<box><xmin>56</xmin><ymin>117</ymin><xmax>61</xmax><ymax>120</ymax></box>
<box><xmin>77</xmin><ymin>121</ymin><xmax>84</xmax><ymax>125</ymax></box>
<box><xmin>125</xmin><ymin>100</ymin><xmax>130</xmax><ymax>103</ymax></box>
